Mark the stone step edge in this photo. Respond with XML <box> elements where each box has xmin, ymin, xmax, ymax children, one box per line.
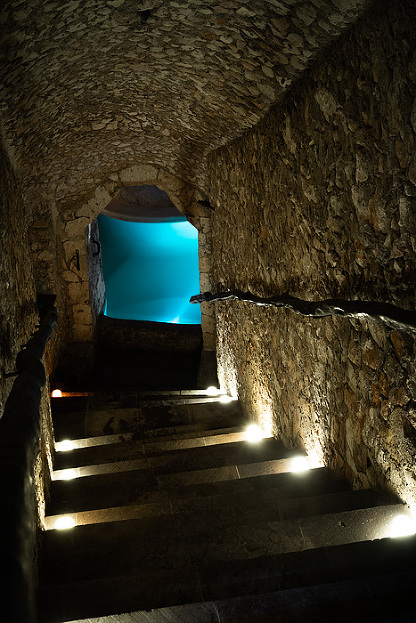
<box><xmin>53</xmin><ymin>389</ymin><xmax>227</xmax><ymax>398</ymax></box>
<box><xmin>52</xmin><ymin>392</ymin><xmax>237</xmax><ymax>410</ymax></box>
<box><xmin>50</xmin><ymin>455</ymin><xmax>314</xmax><ymax>497</ymax></box>
<box><xmin>54</xmin><ymin>426</ymin><xmax>248</xmax><ymax>453</ymax></box>
<box><xmin>53</xmin><ymin>436</ymin><xmax>293</xmax><ymax>476</ymax></box>
<box><xmin>38</xmin><ymin>556</ymin><xmax>416</xmax><ymax>623</ymax></box>
<box><xmin>44</xmin><ymin>486</ymin><xmax>394</xmax><ymax>531</ymax></box>
<box><xmin>47</xmin><ymin>464</ymin><xmax>349</xmax><ymax>518</ymax></box>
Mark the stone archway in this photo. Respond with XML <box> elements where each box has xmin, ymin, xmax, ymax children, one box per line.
<box><xmin>61</xmin><ymin>164</ymin><xmax>215</xmax><ymax>350</ymax></box>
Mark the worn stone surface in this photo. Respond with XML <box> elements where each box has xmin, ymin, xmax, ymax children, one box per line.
<box><xmin>209</xmin><ymin>1</ymin><xmax>416</xmax><ymax>505</ymax></box>
<box><xmin>0</xmin><ymin>0</ymin><xmax>372</xmax><ymax>346</ymax></box>
<box><xmin>0</xmin><ymin>0</ymin><xmax>370</xmax><ymax>207</ymax></box>
<box><xmin>0</xmin><ymin>138</ymin><xmax>38</xmax><ymax>413</ymax></box>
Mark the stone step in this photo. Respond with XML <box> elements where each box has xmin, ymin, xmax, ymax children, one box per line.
<box><xmin>49</xmin><ymin>436</ymin><xmax>295</xmax><ymax>510</ymax></box>
<box><xmin>186</xmin><ymin>503</ymin><xmax>404</xmax><ymax>566</ymax></box>
<box><xmin>50</xmin><ymin>390</ymin><xmax>234</xmax><ymax>414</ymax></box>
<box><xmin>198</xmin><ymin>534</ymin><xmax>416</xmax><ymax>601</ymax></box>
<box><xmin>52</xmin><ymin>398</ymin><xmax>243</xmax><ymax>441</ymax></box>
<box><xmin>47</xmin><ymin>465</ymin><xmax>350</xmax><ymax>516</ymax></box>
<box><xmin>53</xmin><ymin>426</ymin><xmax>246</xmax><ymax>470</ymax></box>
<box><xmin>45</xmin><ymin>482</ymin><xmax>384</xmax><ymax>531</ymax></box>
<box><xmin>151</xmin><ymin>465</ymin><xmax>350</xmax><ymax>503</ymax></box>
<box><xmin>40</xmin><ymin>502</ymin><xmax>404</xmax><ymax>585</ymax></box>
<box><xmin>173</xmin><ymin>488</ymin><xmax>396</xmax><ymax>535</ymax></box>
<box><xmin>38</xmin><ymin>534</ymin><xmax>416</xmax><ymax>623</ymax></box>
<box><xmin>213</xmin><ymin>569</ymin><xmax>416</xmax><ymax>623</ymax></box>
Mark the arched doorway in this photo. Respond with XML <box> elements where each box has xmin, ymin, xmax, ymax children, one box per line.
<box><xmin>88</xmin><ymin>184</ymin><xmax>204</xmax><ymax>389</ymax></box>
<box><xmin>57</xmin><ymin>166</ymin><xmax>217</xmax><ymax>388</ymax></box>
<box><xmin>97</xmin><ymin>185</ymin><xmax>201</xmax><ymax>325</ymax></box>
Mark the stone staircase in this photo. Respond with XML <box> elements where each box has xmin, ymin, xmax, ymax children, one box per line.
<box><xmin>37</xmin><ymin>390</ymin><xmax>416</xmax><ymax>623</ymax></box>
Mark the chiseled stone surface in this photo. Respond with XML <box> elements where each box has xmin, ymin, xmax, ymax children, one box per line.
<box><xmin>0</xmin><ymin>0</ymin><xmax>370</xmax><ymax>208</ymax></box>
<box><xmin>67</xmin><ymin>601</ymin><xmax>221</xmax><ymax>622</ymax></box>
<box><xmin>0</xmin><ymin>0</ymin><xmax>371</xmax><ymax>344</ymax></box>
<box><xmin>0</xmin><ymin>140</ymin><xmax>38</xmax><ymax>413</ymax></box>
<box><xmin>209</xmin><ymin>1</ymin><xmax>416</xmax><ymax>505</ymax></box>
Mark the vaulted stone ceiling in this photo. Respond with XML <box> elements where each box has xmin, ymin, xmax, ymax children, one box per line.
<box><xmin>1</xmin><ymin>0</ymin><xmax>370</xmax><ymax>209</ymax></box>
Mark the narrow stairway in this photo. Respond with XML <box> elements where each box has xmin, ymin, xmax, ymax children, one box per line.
<box><xmin>38</xmin><ymin>390</ymin><xmax>416</xmax><ymax>623</ymax></box>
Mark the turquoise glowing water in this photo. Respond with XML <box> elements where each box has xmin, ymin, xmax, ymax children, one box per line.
<box><xmin>98</xmin><ymin>214</ymin><xmax>201</xmax><ymax>325</ymax></box>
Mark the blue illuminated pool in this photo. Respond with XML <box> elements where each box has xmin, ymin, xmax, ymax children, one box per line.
<box><xmin>98</xmin><ymin>214</ymin><xmax>201</xmax><ymax>325</ymax></box>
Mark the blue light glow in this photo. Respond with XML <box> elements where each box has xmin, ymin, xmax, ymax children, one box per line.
<box><xmin>98</xmin><ymin>214</ymin><xmax>201</xmax><ymax>325</ymax></box>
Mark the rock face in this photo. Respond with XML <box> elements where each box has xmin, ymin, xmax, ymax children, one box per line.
<box><xmin>1</xmin><ymin>0</ymin><xmax>415</xmax><ymax>511</ymax></box>
<box><xmin>208</xmin><ymin>0</ymin><xmax>416</xmax><ymax>505</ymax></box>
<box><xmin>0</xmin><ymin>0</ymin><xmax>371</xmax><ymax>203</ymax></box>
<box><xmin>0</xmin><ymin>0</ymin><xmax>372</xmax><ymax>349</ymax></box>
<box><xmin>0</xmin><ymin>140</ymin><xmax>38</xmax><ymax>413</ymax></box>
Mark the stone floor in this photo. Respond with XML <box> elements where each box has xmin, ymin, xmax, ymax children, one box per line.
<box><xmin>37</xmin><ymin>391</ymin><xmax>416</xmax><ymax>622</ymax></box>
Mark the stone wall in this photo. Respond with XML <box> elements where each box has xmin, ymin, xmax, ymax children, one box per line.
<box><xmin>208</xmin><ymin>0</ymin><xmax>416</xmax><ymax>507</ymax></box>
<box><xmin>0</xmin><ymin>0</ymin><xmax>371</xmax><ymax>204</ymax></box>
<box><xmin>0</xmin><ymin>136</ymin><xmax>38</xmax><ymax>413</ymax></box>
<box><xmin>0</xmin><ymin>136</ymin><xmax>56</xmax><ymax>613</ymax></box>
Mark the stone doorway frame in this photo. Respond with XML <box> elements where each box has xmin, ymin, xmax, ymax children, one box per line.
<box><xmin>61</xmin><ymin>164</ymin><xmax>216</xmax><ymax>351</ymax></box>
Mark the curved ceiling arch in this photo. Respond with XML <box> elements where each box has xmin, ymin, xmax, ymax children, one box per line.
<box><xmin>1</xmin><ymin>0</ymin><xmax>371</xmax><ymax>209</ymax></box>
<box><xmin>67</xmin><ymin>164</ymin><xmax>203</xmax><ymax>229</ymax></box>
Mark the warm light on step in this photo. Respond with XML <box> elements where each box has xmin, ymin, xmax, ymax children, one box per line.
<box><xmin>205</xmin><ymin>386</ymin><xmax>237</xmax><ymax>403</ymax></box>
<box><xmin>54</xmin><ymin>516</ymin><xmax>76</xmax><ymax>530</ymax></box>
<box><xmin>389</xmin><ymin>513</ymin><xmax>416</xmax><ymax>538</ymax></box>
<box><xmin>53</xmin><ymin>468</ymin><xmax>79</xmax><ymax>481</ymax></box>
<box><xmin>245</xmin><ymin>424</ymin><xmax>268</xmax><ymax>443</ymax></box>
<box><xmin>51</xmin><ymin>389</ymin><xmax>62</xmax><ymax>398</ymax></box>
<box><xmin>55</xmin><ymin>439</ymin><xmax>74</xmax><ymax>452</ymax></box>
<box><xmin>290</xmin><ymin>456</ymin><xmax>311</xmax><ymax>473</ymax></box>
<box><xmin>219</xmin><ymin>394</ymin><xmax>236</xmax><ymax>404</ymax></box>
<box><xmin>206</xmin><ymin>386</ymin><xmax>220</xmax><ymax>396</ymax></box>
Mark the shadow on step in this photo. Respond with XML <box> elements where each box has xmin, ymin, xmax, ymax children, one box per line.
<box><xmin>53</xmin><ymin>316</ymin><xmax>210</xmax><ymax>391</ymax></box>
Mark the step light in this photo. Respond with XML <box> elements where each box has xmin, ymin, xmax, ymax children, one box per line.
<box><xmin>55</xmin><ymin>439</ymin><xmax>74</xmax><ymax>452</ymax></box>
<box><xmin>206</xmin><ymin>386</ymin><xmax>220</xmax><ymax>396</ymax></box>
<box><xmin>389</xmin><ymin>513</ymin><xmax>416</xmax><ymax>538</ymax></box>
<box><xmin>54</xmin><ymin>516</ymin><xmax>76</xmax><ymax>530</ymax></box>
<box><xmin>51</xmin><ymin>389</ymin><xmax>62</xmax><ymax>398</ymax></box>
<box><xmin>245</xmin><ymin>424</ymin><xmax>267</xmax><ymax>443</ymax></box>
<box><xmin>290</xmin><ymin>456</ymin><xmax>310</xmax><ymax>473</ymax></box>
<box><xmin>53</xmin><ymin>468</ymin><xmax>78</xmax><ymax>481</ymax></box>
<box><xmin>219</xmin><ymin>394</ymin><xmax>235</xmax><ymax>404</ymax></box>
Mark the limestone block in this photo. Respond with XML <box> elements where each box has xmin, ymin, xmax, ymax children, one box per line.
<box><xmin>67</xmin><ymin>281</ymin><xmax>89</xmax><ymax>302</ymax></box>
<box><xmin>63</xmin><ymin>270</ymin><xmax>80</xmax><ymax>283</ymax></box>
<box><xmin>201</xmin><ymin>313</ymin><xmax>216</xmax><ymax>335</ymax></box>
<box><xmin>120</xmin><ymin>165</ymin><xmax>158</xmax><ymax>184</ymax></box>
<box><xmin>199</xmin><ymin>255</ymin><xmax>212</xmax><ymax>273</ymax></box>
<box><xmin>203</xmin><ymin>331</ymin><xmax>216</xmax><ymax>350</ymax></box>
<box><xmin>72</xmin><ymin>304</ymin><xmax>92</xmax><ymax>326</ymax></box>
<box><xmin>64</xmin><ymin>217</ymin><xmax>90</xmax><ymax>240</ymax></box>
<box><xmin>314</xmin><ymin>87</ymin><xmax>339</xmax><ymax>121</ymax></box>
<box><xmin>72</xmin><ymin>323</ymin><xmax>93</xmax><ymax>341</ymax></box>
<box><xmin>199</xmin><ymin>273</ymin><xmax>212</xmax><ymax>292</ymax></box>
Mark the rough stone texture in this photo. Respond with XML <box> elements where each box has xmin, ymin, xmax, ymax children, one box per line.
<box><xmin>97</xmin><ymin>314</ymin><xmax>202</xmax><ymax>352</ymax></box>
<box><xmin>209</xmin><ymin>0</ymin><xmax>416</xmax><ymax>506</ymax></box>
<box><xmin>60</xmin><ymin>167</ymin><xmax>212</xmax><ymax>342</ymax></box>
<box><xmin>0</xmin><ymin>0</ymin><xmax>372</xmax><ymax>349</ymax></box>
<box><xmin>0</xmin><ymin>136</ymin><xmax>38</xmax><ymax>414</ymax></box>
<box><xmin>2</xmin><ymin>0</ymin><xmax>414</xmax><ymax>524</ymax></box>
<box><xmin>0</xmin><ymin>0</ymin><xmax>371</xmax><ymax>208</ymax></box>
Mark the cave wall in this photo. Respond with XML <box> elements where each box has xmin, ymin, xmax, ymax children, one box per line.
<box><xmin>0</xmin><ymin>137</ymin><xmax>56</xmax><ymax>617</ymax></box>
<box><xmin>208</xmin><ymin>0</ymin><xmax>416</xmax><ymax>505</ymax></box>
<box><xmin>0</xmin><ymin>137</ymin><xmax>39</xmax><ymax>413</ymax></box>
